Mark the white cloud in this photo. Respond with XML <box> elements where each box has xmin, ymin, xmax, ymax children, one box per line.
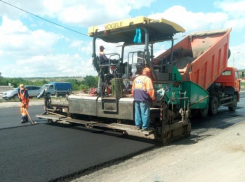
<box><xmin>224</xmin><ymin>18</ymin><xmax>245</xmax><ymax>31</ymax></box>
<box><xmin>149</xmin><ymin>6</ymin><xmax>229</xmax><ymax>33</ymax></box>
<box><xmin>0</xmin><ymin>16</ymin><xmax>28</xmax><ymax>33</ymax></box>
<box><xmin>54</xmin><ymin>0</ymin><xmax>154</xmax><ymax>26</ymax></box>
<box><xmin>1</xmin><ymin>0</ymin><xmax>155</xmax><ymax>26</ymax></box>
<box><xmin>70</xmin><ymin>40</ymin><xmax>84</xmax><ymax>48</ymax></box>
<box><xmin>0</xmin><ymin>0</ymin><xmax>47</xmax><ymax>18</ymax></box>
<box><xmin>1</xmin><ymin>54</ymin><xmax>97</xmax><ymax>77</ymax></box>
<box><xmin>228</xmin><ymin>43</ymin><xmax>245</xmax><ymax>69</ymax></box>
<box><xmin>0</xmin><ymin>16</ymin><xmax>96</xmax><ymax>78</ymax></box>
<box><xmin>43</xmin><ymin>0</ymin><xmax>63</xmax><ymax>14</ymax></box>
<box><xmin>0</xmin><ymin>16</ymin><xmax>62</xmax><ymax>60</ymax></box>
<box><xmin>214</xmin><ymin>0</ymin><xmax>245</xmax><ymax>31</ymax></box>
<box><xmin>215</xmin><ymin>1</ymin><xmax>245</xmax><ymax>15</ymax></box>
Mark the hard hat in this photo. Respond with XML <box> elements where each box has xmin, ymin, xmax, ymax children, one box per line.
<box><xmin>143</xmin><ymin>67</ymin><xmax>151</xmax><ymax>73</ymax></box>
<box><xmin>19</xmin><ymin>84</ymin><xmax>24</xmax><ymax>88</ymax></box>
<box><xmin>99</xmin><ymin>45</ymin><xmax>105</xmax><ymax>50</ymax></box>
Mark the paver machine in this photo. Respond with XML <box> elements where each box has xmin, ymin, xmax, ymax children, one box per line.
<box><xmin>37</xmin><ymin>16</ymin><xmax>211</xmax><ymax>143</ymax></box>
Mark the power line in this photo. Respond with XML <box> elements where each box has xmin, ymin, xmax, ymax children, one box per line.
<box><xmin>0</xmin><ymin>0</ymin><xmax>178</xmax><ymax>52</ymax></box>
<box><xmin>0</xmin><ymin>0</ymin><xmax>88</xmax><ymax>37</ymax></box>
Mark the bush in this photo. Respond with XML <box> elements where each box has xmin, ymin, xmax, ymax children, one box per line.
<box><xmin>0</xmin><ymin>76</ymin><xmax>98</xmax><ymax>91</ymax></box>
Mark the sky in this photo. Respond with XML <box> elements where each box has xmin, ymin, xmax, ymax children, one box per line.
<box><xmin>0</xmin><ymin>0</ymin><xmax>244</xmax><ymax>77</ymax></box>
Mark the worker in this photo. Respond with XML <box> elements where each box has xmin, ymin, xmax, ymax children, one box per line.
<box><xmin>132</xmin><ymin>67</ymin><xmax>155</xmax><ymax>131</ymax></box>
<box><xmin>99</xmin><ymin>45</ymin><xmax>109</xmax><ymax>64</ymax></box>
<box><xmin>18</xmin><ymin>84</ymin><xmax>29</xmax><ymax>123</ymax></box>
<box><xmin>99</xmin><ymin>45</ymin><xmax>119</xmax><ymax>65</ymax></box>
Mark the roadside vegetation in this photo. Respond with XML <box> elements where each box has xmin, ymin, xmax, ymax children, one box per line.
<box><xmin>0</xmin><ymin>76</ymin><xmax>98</xmax><ymax>91</ymax></box>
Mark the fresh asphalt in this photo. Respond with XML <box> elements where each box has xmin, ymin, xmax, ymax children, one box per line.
<box><xmin>1</xmin><ymin>92</ymin><xmax>245</xmax><ymax>182</ymax></box>
<box><xmin>0</xmin><ymin>105</ymin><xmax>46</xmax><ymax>129</ymax></box>
<box><xmin>0</xmin><ymin>105</ymin><xmax>155</xmax><ymax>182</ymax></box>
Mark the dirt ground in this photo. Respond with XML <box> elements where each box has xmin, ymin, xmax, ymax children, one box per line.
<box><xmin>72</xmin><ymin>120</ymin><xmax>245</xmax><ymax>182</ymax></box>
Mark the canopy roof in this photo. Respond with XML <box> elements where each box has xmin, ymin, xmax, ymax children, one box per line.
<box><xmin>88</xmin><ymin>16</ymin><xmax>185</xmax><ymax>44</ymax></box>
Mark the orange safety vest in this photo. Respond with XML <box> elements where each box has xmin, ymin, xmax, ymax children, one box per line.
<box><xmin>18</xmin><ymin>89</ymin><xmax>29</xmax><ymax>107</ymax></box>
<box><xmin>132</xmin><ymin>75</ymin><xmax>155</xmax><ymax>101</ymax></box>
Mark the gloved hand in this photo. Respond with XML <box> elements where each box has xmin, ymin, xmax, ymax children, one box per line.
<box><xmin>23</xmin><ymin>103</ymin><xmax>26</xmax><ymax>108</ymax></box>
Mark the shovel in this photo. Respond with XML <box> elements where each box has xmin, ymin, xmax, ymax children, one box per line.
<box><xmin>24</xmin><ymin>108</ymin><xmax>37</xmax><ymax>125</ymax></box>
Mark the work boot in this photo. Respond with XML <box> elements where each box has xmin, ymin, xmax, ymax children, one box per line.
<box><xmin>25</xmin><ymin>116</ymin><xmax>29</xmax><ymax>122</ymax></box>
<box><xmin>135</xmin><ymin>126</ymin><xmax>141</xmax><ymax>130</ymax></box>
<box><xmin>141</xmin><ymin>127</ymin><xmax>154</xmax><ymax>135</ymax></box>
<box><xmin>21</xmin><ymin>116</ymin><xmax>28</xmax><ymax>123</ymax></box>
<box><xmin>21</xmin><ymin>116</ymin><xmax>25</xmax><ymax>123</ymax></box>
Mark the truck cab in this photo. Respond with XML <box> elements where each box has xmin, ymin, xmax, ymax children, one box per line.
<box><xmin>214</xmin><ymin>67</ymin><xmax>240</xmax><ymax>101</ymax></box>
<box><xmin>41</xmin><ymin>84</ymin><xmax>56</xmax><ymax>95</ymax></box>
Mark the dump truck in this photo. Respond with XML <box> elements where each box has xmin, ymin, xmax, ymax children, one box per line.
<box><xmin>37</xmin><ymin>16</ymin><xmax>237</xmax><ymax>143</ymax></box>
<box><xmin>154</xmin><ymin>28</ymin><xmax>240</xmax><ymax>117</ymax></box>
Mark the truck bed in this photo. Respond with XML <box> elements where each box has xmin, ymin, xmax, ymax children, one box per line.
<box><xmin>155</xmin><ymin>29</ymin><xmax>231</xmax><ymax>90</ymax></box>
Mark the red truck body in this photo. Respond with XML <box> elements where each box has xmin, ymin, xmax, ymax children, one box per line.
<box><xmin>155</xmin><ymin>29</ymin><xmax>232</xmax><ymax>90</ymax></box>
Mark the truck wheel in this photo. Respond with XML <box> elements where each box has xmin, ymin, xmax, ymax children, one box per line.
<box><xmin>228</xmin><ymin>95</ymin><xmax>237</xmax><ymax>111</ymax></box>
<box><xmin>200</xmin><ymin>104</ymin><xmax>209</xmax><ymax>118</ymax></box>
<box><xmin>209</xmin><ymin>96</ymin><xmax>218</xmax><ymax>115</ymax></box>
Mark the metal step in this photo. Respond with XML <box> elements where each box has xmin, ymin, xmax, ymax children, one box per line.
<box><xmin>36</xmin><ymin>113</ymin><xmax>156</xmax><ymax>139</ymax></box>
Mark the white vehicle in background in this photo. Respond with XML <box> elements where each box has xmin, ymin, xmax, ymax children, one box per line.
<box><xmin>2</xmin><ymin>85</ymin><xmax>41</xmax><ymax>100</ymax></box>
<box><xmin>2</xmin><ymin>87</ymin><xmax>18</xmax><ymax>100</ymax></box>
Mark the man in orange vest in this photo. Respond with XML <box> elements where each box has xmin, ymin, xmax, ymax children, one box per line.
<box><xmin>132</xmin><ymin>67</ymin><xmax>155</xmax><ymax>130</ymax></box>
<box><xmin>18</xmin><ymin>84</ymin><xmax>29</xmax><ymax>123</ymax></box>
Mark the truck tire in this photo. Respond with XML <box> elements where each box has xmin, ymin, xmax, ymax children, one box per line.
<box><xmin>200</xmin><ymin>104</ymin><xmax>209</xmax><ymax>118</ymax></box>
<box><xmin>209</xmin><ymin>96</ymin><xmax>218</xmax><ymax>115</ymax></box>
<box><xmin>228</xmin><ymin>95</ymin><xmax>237</xmax><ymax>111</ymax></box>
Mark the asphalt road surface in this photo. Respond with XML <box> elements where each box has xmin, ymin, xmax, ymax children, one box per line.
<box><xmin>0</xmin><ymin>92</ymin><xmax>244</xmax><ymax>182</ymax></box>
<box><xmin>0</xmin><ymin>105</ymin><xmax>155</xmax><ymax>182</ymax></box>
<box><xmin>0</xmin><ymin>105</ymin><xmax>46</xmax><ymax>129</ymax></box>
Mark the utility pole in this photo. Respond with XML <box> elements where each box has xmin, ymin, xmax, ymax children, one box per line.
<box><xmin>233</xmin><ymin>51</ymin><xmax>240</xmax><ymax>66</ymax></box>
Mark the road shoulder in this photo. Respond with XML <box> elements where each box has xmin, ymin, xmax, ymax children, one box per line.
<box><xmin>0</xmin><ymin>100</ymin><xmax>43</xmax><ymax>108</ymax></box>
<box><xmin>72</xmin><ymin>120</ymin><xmax>245</xmax><ymax>182</ymax></box>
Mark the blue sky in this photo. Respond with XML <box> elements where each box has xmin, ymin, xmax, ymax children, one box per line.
<box><xmin>0</xmin><ymin>0</ymin><xmax>244</xmax><ymax>77</ymax></box>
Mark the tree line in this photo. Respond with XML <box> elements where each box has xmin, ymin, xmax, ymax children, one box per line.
<box><xmin>0</xmin><ymin>76</ymin><xmax>98</xmax><ymax>91</ymax></box>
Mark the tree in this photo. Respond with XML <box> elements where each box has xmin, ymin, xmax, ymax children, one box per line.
<box><xmin>82</xmin><ymin>76</ymin><xmax>98</xmax><ymax>88</ymax></box>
